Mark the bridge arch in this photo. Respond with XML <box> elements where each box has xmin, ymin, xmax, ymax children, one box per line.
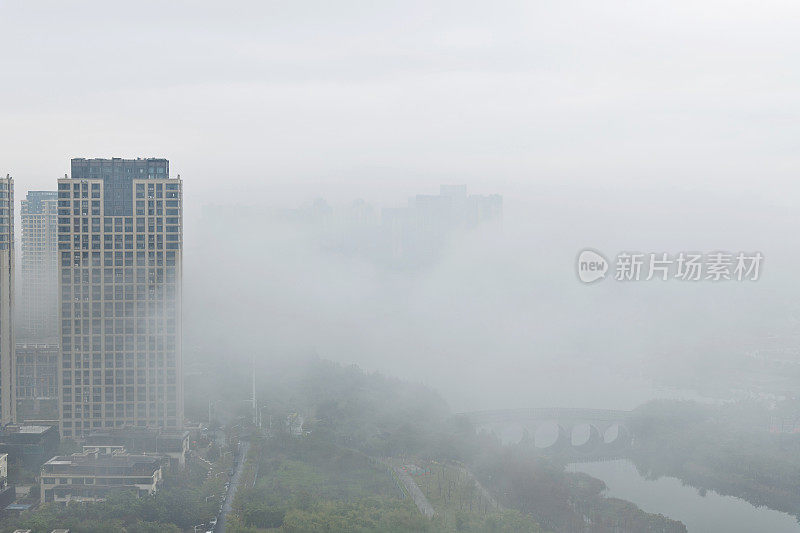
<box><xmin>460</xmin><ymin>408</ymin><xmax>633</xmax><ymax>454</ymax></box>
<box><xmin>533</xmin><ymin>422</ymin><xmax>569</xmax><ymax>450</ymax></box>
<box><xmin>602</xmin><ymin>423</ymin><xmax>632</xmax><ymax>449</ymax></box>
<box><xmin>571</xmin><ymin>423</ymin><xmax>602</xmax><ymax>452</ymax></box>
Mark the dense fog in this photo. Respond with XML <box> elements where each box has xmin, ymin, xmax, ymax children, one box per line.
<box><xmin>183</xmin><ymin>183</ymin><xmax>800</xmax><ymax>412</ymax></box>
<box><xmin>3</xmin><ymin>2</ymin><xmax>800</xmax><ymax>531</ymax></box>
<box><xmin>2</xmin><ymin>1</ymin><xmax>800</xmax><ymax>413</ymax></box>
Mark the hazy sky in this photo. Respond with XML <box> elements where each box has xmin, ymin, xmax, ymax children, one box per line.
<box><xmin>2</xmin><ymin>0</ymin><xmax>799</xmax><ymax>209</ymax></box>
<box><xmin>3</xmin><ymin>1</ymin><xmax>800</xmax><ymax>411</ymax></box>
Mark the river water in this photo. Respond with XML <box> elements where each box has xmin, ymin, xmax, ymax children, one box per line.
<box><xmin>567</xmin><ymin>459</ymin><xmax>800</xmax><ymax>533</ymax></box>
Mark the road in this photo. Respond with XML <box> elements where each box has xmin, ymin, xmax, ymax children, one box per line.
<box><xmin>215</xmin><ymin>439</ymin><xmax>250</xmax><ymax>533</ymax></box>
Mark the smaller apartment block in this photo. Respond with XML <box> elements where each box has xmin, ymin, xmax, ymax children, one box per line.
<box><xmin>40</xmin><ymin>448</ymin><xmax>161</xmax><ymax>503</ymax></box>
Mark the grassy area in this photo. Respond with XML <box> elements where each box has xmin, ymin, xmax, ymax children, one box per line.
<box><xmin>226</xmin><ymin>433</ymin><xmax>546</xmax><ymax>532</ymax></box>
<box><xmin>227</xmin><ymin>433</ymin><xmax>420</xmax><ymax>531</ymax></box>
<box><xmin>396</xmin><ymin>459</ymin><xmax>544</xmax><ymax>533</ymax></box>
<box><xmin>411</xmin><ymin>461</ymin><xmax>494</xmax><ymax>517</ymax></box>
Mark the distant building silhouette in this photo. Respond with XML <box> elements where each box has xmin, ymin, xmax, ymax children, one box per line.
<box><xmin>19</xmin><ymin>191</ymin><xmax>59</xmax><ymax>342</ymax></box>
<box><xmin>0</xmin><ymin>176</ymin><xmax>15</xmax><ymax>425</ymax></box>
<box><xmin>381</xmin><ymin>185</ymin><xmax>502</xmax><ymax>267</ymax></box>
<box><xmin>198</xmin><ymin>185</ymin><xmax>501</xmax><ymax>270</ymax></box>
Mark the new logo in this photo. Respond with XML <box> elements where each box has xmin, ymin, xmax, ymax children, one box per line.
<box><xmin>577</xmin><ymin>249</ymin><xmax>608</xmax><ymax>283</ymax></box>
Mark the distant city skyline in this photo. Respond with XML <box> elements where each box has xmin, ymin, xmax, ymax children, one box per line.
<box><xmin>199</xmin><ymin>184</ymin><xmax>502</xmax><ymax>269</ymax></box>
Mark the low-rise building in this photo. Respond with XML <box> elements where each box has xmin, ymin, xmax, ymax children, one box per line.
<box><xmin>84</xmin><ymin>428</ymin><xmax>189</xmax><ymax>469</ymax></box>
<box><xmin>5</xmin><ymin>503</ymin><xmax>34</xmax><ymax>516</ymax></box>
<box><xmin>0</xmin><ymin>425</ymin><xmax>59</xmax><ymax>468</ymax></box>
<box><xmin>40</xmin><ymin>449</ymin><xmax>162</xmax><ymax>503</ymax></box>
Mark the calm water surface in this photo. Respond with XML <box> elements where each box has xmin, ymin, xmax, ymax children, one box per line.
<box><xmin>568</xmin><ymin>459</ymin><xmax>800</xmax><ymax>533</ymax></box>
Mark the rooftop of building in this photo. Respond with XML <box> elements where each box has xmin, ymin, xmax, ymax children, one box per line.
<box><xmin>68</xmin><ymin>157</ymin><xmax>171</xmax><ymax>177</ymax></box>
<box><xmin>8</xmin><ymin>504</ymin><xmax>34</xmax><ymax>512</ymax></box>
<box><xmin>86</xmin><ymin>428</ymin><xmax>189</xmax><ymax>439</ymax></box>
<box><xmin>43</xmin><ymin>451</ymin><xmax>161</xmax><ymax>469</ymax></box>
<box><xmin>70</xmin><ymin>157</ymin><xmax>168</xmax><ymax>163</ymax></box>
<box><xmin>21</xmin><ymin>190</ymin><xmax>58</xmax><ymax>212</ymax></box>
<box><xmin>0</xmin><ymin>425</ymin><xmax>55</xmax><ymax>435</ymax></box>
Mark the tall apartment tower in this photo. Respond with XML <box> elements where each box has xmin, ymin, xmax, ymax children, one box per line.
<box><xmin>57</xmin><ymin>159</ymin><xmax>182</xmax><ymax>438</ymax></box>
<box><xmin>20</xmin><ymin>191</ymin><xmax>59</xmax><ymax>342</ymax></box>
<box><xmin>0</xmin><ymin>176</ymin><xmax>14</xmax><ymax>425</ymax></box>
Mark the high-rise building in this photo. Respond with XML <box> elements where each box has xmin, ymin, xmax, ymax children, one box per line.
<box><xmin>57</xmin><ymin>158</ymin><xmax>182</xmax><ymax>438</ymax></box>
<box><xmin>0</xmin><ymin>176</ymin><xmax>14</xmax><ymax>425</ymax></box>
<box><xmin>15</xmin><ymin>342</ymin><xmax>59</xmax><ymax>423</ymax></box>
<box><xmin>20</xmin><ymin>191</ymin><xmax>59</xmax><ymax>342</ymax></box>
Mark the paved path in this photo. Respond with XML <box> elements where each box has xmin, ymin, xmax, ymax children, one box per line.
<box><xmin>393</xmin><ymin>465</ymin><xmax>436</xmax><ymax>518</ymax></box>
<box><xmin>456</xmin><ymin>464</ymin><xmax>499</xmax><ymax>508</ymax></box>
<box><xmin>215</xmin><ymin>439</ymin><xmax>250</xmax><ymax>533</ymax></box>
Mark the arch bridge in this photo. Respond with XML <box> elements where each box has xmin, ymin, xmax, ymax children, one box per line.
<box><xmin>458</xmin><ymin>408</ymin><xmax>633</xmax><ymax>454</ymax></box>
